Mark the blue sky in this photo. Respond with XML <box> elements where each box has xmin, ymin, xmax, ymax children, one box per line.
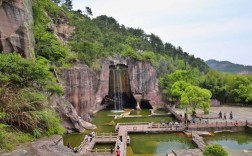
<box><xmin>72</xmin><ymin>0</ymin><xmax>252</xmax><ymax>65</ymax></box>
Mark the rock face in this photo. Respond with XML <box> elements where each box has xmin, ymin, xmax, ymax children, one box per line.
<box><xmin>1</xmin><ymin>135</ymin><xmax>78</xmax><ymax>156</ymax></box>
<box><xmin>128</xmin><ymin>59</ymin><xmax>163</xmax><ymax>106</ymax></box>
<box><xmin>61</xmin><ymin>56</ymin><xmax>164</xmax><ymax>119</ymax></box>
<box><xmin>50</xmin><ymin>94</ymin><xmax>96</xmax><ymax>132</ymax></box>
<box><xmin>0</xmin><ymin>0</ymin><xmax>34</xmax><ymax>58</ymax></box>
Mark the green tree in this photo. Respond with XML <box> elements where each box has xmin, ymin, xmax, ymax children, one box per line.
<box><xmin>160</xmin><ymin>70</ymin><xmax>201</xmax><ymax>102</ymax></box>
<box><xmin>63</xmin><ymin>0</ymin><xmax>72</xmax><ymax>10</ymax></box>
<box><xmin>203</xmin><ymin>144</ymin><xmax>228</xmax><ymax>156</ymax></box>
<box><xmin>170</xmin><ymin>81</ymin><xmax>191</xmax><ymax>101</ymax></box>
<box><xmin>229</xmin><ymin>76</ymin><xmax>252</xmax><ymax>103</ymax></box>
<box><xmin>200</xmin><ymin>70</ymin><xmax>226</xmax><ymax>101</ymax></box>
<box><xmin>85</xmin><ymin>7</ymin><xmax>93</xmax><ymax>16</ymax></box>
<box><xmin>180</xmin><ymin>85</ymin><xmax>212</xmax><ymax>114</ymax></box>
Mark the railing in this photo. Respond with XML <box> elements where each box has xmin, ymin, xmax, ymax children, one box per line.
<box><xmin>188</xmin><ymin>121</ymin><xmax>247</xmax><ymax>129</ymax></box>
<box><xmin>89</xmin><ymin>148</ymin><xmax>114</xmax><ymax>155</ymax></box>
<box><xmin>115</xmin><ymin>122</ymin><xmax>149</xmax><ymax>132</ymax></box>
<box><xmin>123</xmin><ymin>123</ymin><xmax>185</xmax><ymax>132</ymax></box>
<box><xmin>96</xmin><ymin>132</ymin><xmax>118</xmax><ymax>138</ymax></box>
<box><xmin>95</xmin><ymin>133</ymin><xmax>117</xmax><ymax>142</ymax></box>
<box><xmin>117</xmin><ymin>122</ymin><xmax>149</xmax><ymax>125</ymax></box>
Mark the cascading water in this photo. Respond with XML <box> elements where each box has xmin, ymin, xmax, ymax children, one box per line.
<box><xmin>108</xmin><ymin>64</ymin><xmax>136</xmax><ymax>111</ymax></box>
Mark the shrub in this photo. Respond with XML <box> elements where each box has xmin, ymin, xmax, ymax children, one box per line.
<box><xmin>203</xmin><ymin>144</ymin><xmax>228</xmax><ymax>156</ymax></box>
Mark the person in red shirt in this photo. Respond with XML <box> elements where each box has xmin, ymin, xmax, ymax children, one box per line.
<box><xmin>116</xmin><ymin>147</ymin><xmax>120</xmax><ymax>156</ymax></box>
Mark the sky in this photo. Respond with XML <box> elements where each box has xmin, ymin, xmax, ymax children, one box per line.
<box><xmin>72</xmin><ymin>0</ymin><xmax>252</xmax><ymax>66</ymax></box>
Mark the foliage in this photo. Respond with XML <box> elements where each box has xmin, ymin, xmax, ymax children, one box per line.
<box><xmin>200</xmin><ymin>70</ymin><xmax>226</xmax><ymax>100</ymax></box>
<box><xmin>0</xmin><ymin>53</ymin><xmax>62</xmax><ymax>93</ymax></box>
<box><xmin>203</xmin><ymin>144</ymin><xmax>228</xmax><ymax>156</ymax></box>
<box><xmin>170</xmin><ymin>81</ymin><xmax>191</xmax><ymax>99</ymax></box>
<box><xmin>228</xmin><ymin>75</ymin><xmax>252</xmax><ymax>103</ymax></box>
<box><xmin>160</xmin><ymin>69</ymin><xmax>201</xmax><ymax>102</ymax></box>
<box><xmin>200</xmin><ymin>70</ymin><xmax>252</xmax><ymax>104</ymax></box>
<box><xmin>180</xmin><ymin>85</ymin><xmax>212</xmax><ymax>114</ymax></box>
<box><xmin>33</xmin><ymin>0</ymin><xmax>71</xmax><ymax>66</ymax></box>
<box><xmin>0</xmin><ymin>53</ymin><xmax>64</xmax><ymax>150</ymax></box>
<box><xmin>0</xmin><ymin>124</ymin><xmax>33</xmax><ymax>150</ymax></box>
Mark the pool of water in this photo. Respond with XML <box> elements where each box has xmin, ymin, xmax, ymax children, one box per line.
<box><xmin>64</xmin><ymin>109</ymin><xmax>252</xmax><ymax>156</ymax></box>
<box><xmin>91</xmin><ymin>109</ymin><xmax>174</xmax><ymax>133</ymax></box>
<box><xmin>127</xmin><ymin>133</ymin><xmax>195</xmax><ymax>156</ymax></box>
<box><xmin>204</xmin><ymin>129</ymin><xmax>252</xmax><ymax>156</ymax></box>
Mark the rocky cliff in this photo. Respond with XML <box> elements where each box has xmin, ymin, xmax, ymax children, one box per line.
<box><xmin>0</xmin><ymin>0</ymin><xmax>34</xmax><ymax>58</ymax></box>
<box><xmin>61</xmin><ymin>56</ymin><xmax>164</xmax><ymax>119</ymax></box>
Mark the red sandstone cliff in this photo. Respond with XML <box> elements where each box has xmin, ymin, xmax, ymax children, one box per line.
<box><xmin>61</xmin><ymin>56</ymin><xmax>164</xmax><ymax>119</ymax></box>
<box><xmin>0</xmin><ymin>0</ymin><xmax>34</xmax><ymax>58</ymax></box>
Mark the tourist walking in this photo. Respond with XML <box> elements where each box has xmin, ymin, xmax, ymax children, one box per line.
<box><xmin>230</xmin><ymin>111</ymin><xmax>233</xmax><ymax>119</ymax></box>
<box><xmin>223</xmin><ymin>113</ymin><xmax>226</xmax><ymax>120</ymax></box>
<box><xmin>219</xmin><ymin>111</ymin><xmax>222</xmax><ymax>119</ymax></box>
<box><xmin>116</xmin><ymin>146</ymin><xmax>121</xmax><ymax>156</ymax></box>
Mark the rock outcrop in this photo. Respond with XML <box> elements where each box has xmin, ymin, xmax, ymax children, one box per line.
<box><xmin>50</xmin><ymin>94</ymin><xmax>96</xmax><ymax>132</ymax></box>
<box><xmin>1</xmin><ymin>135</ymin><xmax>78</xmax><ymax>156</ymax></box>
<box><xmin>61</xmin><ymin>56</ymin><xmax>164</xmax><ymax>119</ymax></box>
<box><xmin>0</xmin><ymin>0</ymin><xmax>34</xmax><ymax>58</ymax></box>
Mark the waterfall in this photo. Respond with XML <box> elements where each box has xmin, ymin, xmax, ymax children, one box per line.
<box><xmin>117</xmin><ymin>68</ymin><xmax>123</xmax><ymax>110</ymax></box>
<box><xmin>112</xmin><ymin>66</ymin><xmax>123</xmax><ymax>111</ymax></box>
<box><xmin>108</xmin><ymin>64</ymin><xmax>136</xmax><ymax>111</ymax></box>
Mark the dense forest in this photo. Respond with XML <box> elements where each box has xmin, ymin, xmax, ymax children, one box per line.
<box><xmin>0</xmin><ymin>0</ymin><xmax>252</xmax><ymax>151</ymax></box>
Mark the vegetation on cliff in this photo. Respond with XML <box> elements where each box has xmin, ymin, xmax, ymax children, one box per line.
<box><xmin>0</xmin><ymin>53</ymin><xmax>64</xmax><ymax>150</ymax></box>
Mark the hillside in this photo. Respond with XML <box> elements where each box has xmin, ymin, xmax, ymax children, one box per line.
<box><xmin>206</xmin><ymin>59</ymin><xmax>252</xmax><ymax>74</ymax></box>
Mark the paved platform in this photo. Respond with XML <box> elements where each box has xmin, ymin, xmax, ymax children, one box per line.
<box><xmin>171</xmin><ymin>149</ymin><xmax>203</xmax><ymax>156</ymax></box>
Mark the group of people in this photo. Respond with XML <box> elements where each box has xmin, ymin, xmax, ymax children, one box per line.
<box><xmin>84</xmin><ymin>131</ymin><xmax>95</xmax><ymax>144</ymax></box>
<box><xmin>219</xmin><ymin>111</ymin><xmax>233</xmax><ymax>120</ymax></box>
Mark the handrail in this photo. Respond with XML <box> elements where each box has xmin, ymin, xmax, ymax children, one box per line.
<box><xmin>188</xmin><ymin>121</ymin><xmax>247</xmax><ymax>129</ymax></box>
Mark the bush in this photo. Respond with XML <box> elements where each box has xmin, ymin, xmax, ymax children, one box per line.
<box><xmin>0</xmin><ymin>124</ymin><xmax>33</xmax><ymax>150</ymax></box>
<box><xmin>203</xmin><ymin>144</ymin><xmax>228</xmax><ymax>156</ymax></box>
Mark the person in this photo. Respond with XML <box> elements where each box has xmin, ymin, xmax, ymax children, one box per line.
<box><xmin>230</xmin><ymin>111</ymin><xmax>233</xmax><ymax>119</ymax></box>
<box><xmin>219</xmin><ymin>111</ymin><xmax>222</xmax><ymax>119</ymax></box>
<box><xmin>110</xmin><ymin>147</ymin><xmax>114</xmax><ymax>153</ymax></box>
<box><xmin>223</xmin><ymin>113</ymin><xmax>226</xmax><ymax>120</ymax></box>
<box><xmin>67</xmin><ymin>143</ymin><xmax>71</xmax><ymax>148</ymax></box>
<box><xmin>116</xmin><ymin>146</ymin><xmax>120</xmax><ymax>156</ymax></box>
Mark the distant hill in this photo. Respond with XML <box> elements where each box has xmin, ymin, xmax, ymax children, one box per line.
<box><xmin>206</xmin><ymin>59</ymin><xmax>252</xmax><ymax>74</ymax></box>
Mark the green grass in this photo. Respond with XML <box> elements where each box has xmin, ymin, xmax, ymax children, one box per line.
<box><xmin>0</xmin><ymin>124</ymin><xmax>33</xmax><ymax>151</ymax></box>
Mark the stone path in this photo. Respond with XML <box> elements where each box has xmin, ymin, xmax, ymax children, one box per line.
<box><xmin>171</xmin><ymin>149</ymin><xmax>203</xmax><ymax>156</ymax></box>
<box><xmin>191</xmin><ymin>131</ymin><xmax>206</xmax><ymax>150</ymax></box>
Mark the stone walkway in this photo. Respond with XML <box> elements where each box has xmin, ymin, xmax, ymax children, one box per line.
<box><xmin>171</xmin><ymin>149</ymin><xmax>203</xmax><ymax>156</ymax></box>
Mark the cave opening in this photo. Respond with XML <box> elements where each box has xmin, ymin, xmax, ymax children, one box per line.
<box><xmin>140</xmin><ymin>99</ymin><xmax>153</xmax><ymax>109</ymax></box>
<box><xmin>106</xmin><ymin>64</ymin><xmax>136</xmax><ymax>110</ymax></box>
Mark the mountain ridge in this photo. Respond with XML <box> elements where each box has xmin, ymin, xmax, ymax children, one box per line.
<box><xmin>206</xmin><ymin>59</ymin><xmax>252</xmax><ymax>74</ymax></box>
